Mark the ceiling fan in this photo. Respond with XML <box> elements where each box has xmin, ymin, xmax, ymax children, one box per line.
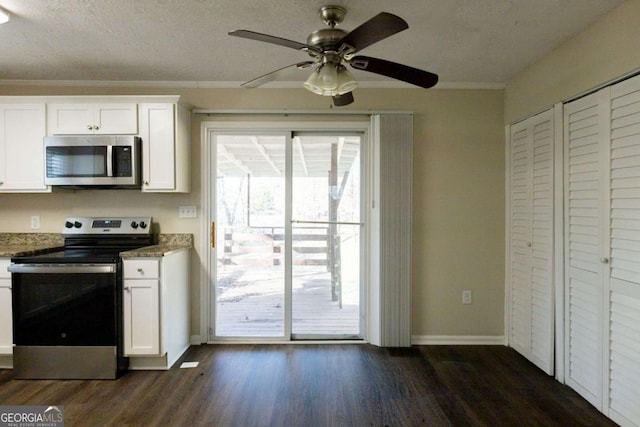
<box><xmin>229</xmin><ymin>5</ymin><xmax>439</xmax><ymax>106</ymax></box>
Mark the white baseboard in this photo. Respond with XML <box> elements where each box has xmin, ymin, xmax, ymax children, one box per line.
<box><xmin>190</xmin><ymin>335</ymin><xmax>204</xmax><ymax>345</ymax></box>
<box><xmin>412</xmin><ymin>335</ymin><xmax>506</xmax><ymax>345</ymax></box>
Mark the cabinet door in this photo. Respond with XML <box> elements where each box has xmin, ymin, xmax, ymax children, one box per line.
<box><xmin>139</xmin><ymin>103</ymin><xmax>176</xmax><ymax>191</ymax></box>
<box><xmin>47</xmin><ymin>103</ymin><xmax>137</xmax><ymax>134</ymax></box>
<box><xmin>0</xmin><ymin>104</ymin><xmax>48</xmax><ymax>191</ymax></box>
<box><xmin>0</xmin><ymin>278</ymin><xmax>12</xmax><ymax>355</ymax></box>
<box><xmin>94</xmin><ymin>103</ymin><xmax>138</xmax><ymax>134</ymax></box>
<box><xmin>47</xmin><ymin>103</ymin><xmax>95</xmax><ymax>134</ymax></box>
<box><xmin>123</xmin><ymin>279</ymin><xmax>160</xmax><ymax>355</ymax></box>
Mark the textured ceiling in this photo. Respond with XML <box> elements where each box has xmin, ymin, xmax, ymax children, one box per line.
<box><xmin>0</xmin><ymin>0</ymin><xmax>624</xmax><ymax>86</ymax></box>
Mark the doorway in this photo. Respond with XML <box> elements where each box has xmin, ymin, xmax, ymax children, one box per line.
<box><xmin>210</xmin><ymin>130</ymin><xmax>364</xmax><ymax>340</ymax></box>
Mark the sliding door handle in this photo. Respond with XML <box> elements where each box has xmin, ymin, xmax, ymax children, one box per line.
<box><xmin>211</xmin><ymin>221</ymin><xmax>216</xmax><ymax>248</ymax></box>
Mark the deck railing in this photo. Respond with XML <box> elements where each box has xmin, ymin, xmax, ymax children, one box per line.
<box><xmin>221</xmin><ymin>227</ymin><xmax>329</xmax><ymax>267</ymax></box>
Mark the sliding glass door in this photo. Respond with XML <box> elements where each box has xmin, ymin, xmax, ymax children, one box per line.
<box><xmin>211</xmin><ymin>131</ymin><xmax>363</xmax><ymax>340</ymax></box>
<box><xmin>291</xmin><ymin>134</ymin><xmax>362</xmax><ymax>338</ymax></box>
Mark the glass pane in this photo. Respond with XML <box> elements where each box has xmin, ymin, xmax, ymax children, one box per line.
<box><xmin>46</xmin><ymin>146</ymin><xmax>107</xmax><ymax>177</ymax></box>
<box><xmin>291</xmin><ymin>135</ymin><xmax>362</xmax><ymax>337</ymax></box>
<box><xmin>214</xmin><ymin>134</ymin><xmax>286</xmax><ymax>337</ymax></box>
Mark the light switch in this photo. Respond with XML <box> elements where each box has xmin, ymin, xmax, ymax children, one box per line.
<box><xmin>179</xmin><ymin>206</ymin><xmax>197</xmax><ymax>218</ymax></box>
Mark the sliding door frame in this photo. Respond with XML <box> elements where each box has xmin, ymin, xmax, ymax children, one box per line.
<box><xmin>200</xmin><ymin>119</ymin><xmax>371</xmax><ymax>343</ymax></box>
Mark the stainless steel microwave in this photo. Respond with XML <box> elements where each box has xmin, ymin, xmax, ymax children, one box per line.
<box><xmin>44</xmin><ymin>135</ymin><xmax>141</xmax><ymax>187</ymax></box>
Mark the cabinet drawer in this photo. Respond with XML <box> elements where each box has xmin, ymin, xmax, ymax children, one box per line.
<box><xmin>0</xmin><ymin>259</ymin><xmax>10</xmax><ymax>279</ymax></box>
<box><xmin>124</xmin><ymin>259</ymin><xmax>159</xmax><ymax>279</ymax></box>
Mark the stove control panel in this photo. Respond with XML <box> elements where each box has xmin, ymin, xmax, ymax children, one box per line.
<box><xmin>62</xmin><ymin>217</ymin><xmax>153</xmax><ymax>235</ymax></box>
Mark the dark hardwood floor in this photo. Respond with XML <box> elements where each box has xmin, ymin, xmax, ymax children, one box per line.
<box><xmin>0</xmin><ymin>344</ymin><xmax>616</xmax><ymax>426</ymax></box>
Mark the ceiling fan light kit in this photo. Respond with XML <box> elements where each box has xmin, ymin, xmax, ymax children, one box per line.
<box><xmin>229</xmin><ymin>4</ymin><xmax>438</xmax><ymax>106</ymax></box>
<box><xmin>303</xmin><ymin>63</ymin><xmax>357</xmax><ymax>96</ymax></box>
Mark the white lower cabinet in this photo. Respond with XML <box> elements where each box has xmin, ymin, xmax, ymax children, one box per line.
<box><xmin>123</xmin><ymin>249</ymin><xmax>190</xmax><ymax>369</ymax></box>
<box><xmin>0</xmin><ymin>258</ymin><xmax>13</xmax><ymax>368</ymax></box>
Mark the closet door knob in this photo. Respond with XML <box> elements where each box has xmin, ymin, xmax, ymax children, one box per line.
<box><xmin>527</xmin><ymin>242</ymin><xmax>532</xmax><ymax>247</ymax></box>
<box><xmin>600</xmin><ymin>257</ymin><xmax>609</xmax><ymax>264</ymax></box>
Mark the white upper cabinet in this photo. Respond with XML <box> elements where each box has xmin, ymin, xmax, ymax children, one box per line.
<box><xmin>0</xmin><ymin>103</ymin><xmax>49</xmax><ymax>192</ymax></box>
<box><xmin>138</xmin><ymin>102</ymin><xmax>191</xmax><ymax>193</ymax></box>
<box><xmin>47</xmin><ymin>103</ymin><xmax>138</xmax><ymax>135</ymax></box>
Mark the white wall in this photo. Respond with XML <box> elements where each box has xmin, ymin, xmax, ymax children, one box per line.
<box><xmin>505</xmin><ymin>0</ymin><xmax>640</xmax><ymax>124</ymax></box>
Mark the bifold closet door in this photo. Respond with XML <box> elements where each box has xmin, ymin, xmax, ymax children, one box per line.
<box><xmin>508</xmin><ymin>109</ymin><xmax>554</xmax><ymax>375</ymax></box>
<box><xmin>563</xmin><ymin>87</ymin><xmax>610</xmax><ymax>410</ymax></box>
<box><xmin>607</xmin><ymin>75</ymin><xmax>640</xmax><ymax>427</ymax></box>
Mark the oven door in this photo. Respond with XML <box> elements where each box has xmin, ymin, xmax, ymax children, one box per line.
<box><xmin>10</xmin><ymin>263</ymin><xmax>119</xmax><ymax>346</ymax></box>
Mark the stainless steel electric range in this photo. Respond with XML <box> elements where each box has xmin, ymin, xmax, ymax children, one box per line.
<box><xmin>8</xmin><ymin>217</ymin><xmax>154</xmax><ymax>379</ymax></box>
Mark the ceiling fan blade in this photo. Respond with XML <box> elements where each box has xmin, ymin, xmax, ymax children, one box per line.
<box><xmin>229</xmin><ymin>30</ymin><xmax>320</xmax><ymax>54</ymax></box>
<box><xmin>241</xmin><ymin>61</ymin><xmax>315</xmax><ymax>88</ymax></box>
<box><xmin>337</xmin><ymin>12</ymin><xmax>408</xmax><ymax>53</ymax></box>
<box><xmin>333</xmin><ymin>92</ymin><xmax>354</xmax><ymax>107</ymax></box>
<box><xmin>349</xmin><ymin>55</ymin><xmax>439</xmax><ymax>88</ymax></box>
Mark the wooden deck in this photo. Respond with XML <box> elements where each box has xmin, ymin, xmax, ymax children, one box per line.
<box><xmin>215</xmin><ymin>265</ymin><xmax>360</xmax><ymax>337</ymax></box>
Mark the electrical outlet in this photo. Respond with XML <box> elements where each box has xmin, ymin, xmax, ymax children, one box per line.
<box><xmin>179</xmin><ymin>206</ymin><xmax>197</xmax><ymax>218</ymax></box>
<box><xmin>30</xmin><ymin>215</ymin><xmax>40</xmax><ymax>229</ymax></box>
<box><xmin>462</xmin><ymin>290</ymin><xmax>473</xmax><ymax>305</ymax></box>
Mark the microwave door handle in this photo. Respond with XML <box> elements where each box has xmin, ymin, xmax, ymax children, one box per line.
<box><xmin>106</xmin><ymin>145</ymin><xmax>114</xmax><ymax>177</ymax></box>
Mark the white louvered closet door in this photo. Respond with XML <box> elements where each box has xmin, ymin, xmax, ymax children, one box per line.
<box><xmin>607</xmin><ymin>75</ymin><xmax>640</xmax><ymax>427</ymax></box>
<box><xmin>508</xmin><ymin>109</ymin><xmax>555</xmax><ymax>375</ymax></box>
<box><xmin>563</xmin><ymin>87</ymin><xmax>610</xmax><ymax>410</ymax></box>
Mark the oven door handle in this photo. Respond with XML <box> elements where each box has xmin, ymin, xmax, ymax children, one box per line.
<box><xmin>7</xmin><ymin>264</ymin><xmax>116</xmax><ymax>274</ymax></box>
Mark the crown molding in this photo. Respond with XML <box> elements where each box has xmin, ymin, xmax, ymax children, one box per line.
<box><xmin>0</xmin><ymin>79</ymin><xmax>505</xmax><ymax>90</ymax></box>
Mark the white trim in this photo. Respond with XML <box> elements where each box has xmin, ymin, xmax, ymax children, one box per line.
<box><xmin>209</xmin><ymin>340</ymin><xmax>368</xmax><ymax>345</ymax></box>
<box><xmin>199</xmin><ymin>124</ymin><xmax>212</xmax><ymax>343</ymax></box>
<box><xmin>552</xmin><ymin>102</ymin><xmax>565</xmax><ymax>383</ymax></box>
<box><xmin>193</xmin><ymin>109</ymin><xmax>409</xmax><ymax>115</ymax></box>
<box><xmin>0</xmin><ymin>79</ymin><xmax>505</xmax><ymax>90</ymax></box>
<box><xmin>504</xmin><ymin>123</ymin><xmax>512</xmax><ymax>348</ymax></box>
<box><xmin>412</xmin><ymin>335</ymin><xmax>506</xmax><ymax>345</ymax></box>
<box><xmin>190</xmin><ymin>335</ymin><xmax>205</xmax><ymax>345</ymax></box>
<box><xmin>0</xmin><ymin>95</ymin><xmax>183</xmax><ymax>104</ymax></box>
<box><xmin>200</xmin><ymin>120</ymin><xmax>371</xmax><ymax>343</ymax></box>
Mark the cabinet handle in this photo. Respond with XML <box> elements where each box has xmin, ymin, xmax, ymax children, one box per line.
<box><xmin>124</xmin><ymin>286</ymin><xmax>130</xmax><ymax>292</ymax></box>
<box><xmin>94</xmin><ymin>125</ymin><xmax>99</xmax><ymax>130</ymax></box>
<box><xmin>143</xmin><ymin>181</ymin><xmax>149</xmax><ymax>186</ymax></box>
<box><xmin>137</xmin><ymin>267</ymin><xmax>143</xmax><ymax>273</ymax></box>
<box><xmin>87</xmin><ymin>125</ymin><xmax>94</xmax><ymax>130</ymax></box>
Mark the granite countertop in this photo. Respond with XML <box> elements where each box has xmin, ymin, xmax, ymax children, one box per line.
<box><xmin>0</xmin><ymin>233</ymin><xmax>193</xmax><ymax>259</ymax></box>
<box><xmin>0</xmin><ymin>233</ymin><xmax>64</xmax><ymax>258</ymax></box>
<box><xmin>120</xmin><ymin>234</ymin><xmax>194</xmax><ymax>258</ymax></box>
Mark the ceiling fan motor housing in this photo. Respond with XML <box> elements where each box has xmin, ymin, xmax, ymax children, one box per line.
<box><xmin>307</xmin><ymin>28</ymin><xmax>348</xmax><ymax>52</ymax></box>
<box><xmin>307</xmin><ymin>5</ymin><xmax>349</xmax><ymax>52</ymax></box>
